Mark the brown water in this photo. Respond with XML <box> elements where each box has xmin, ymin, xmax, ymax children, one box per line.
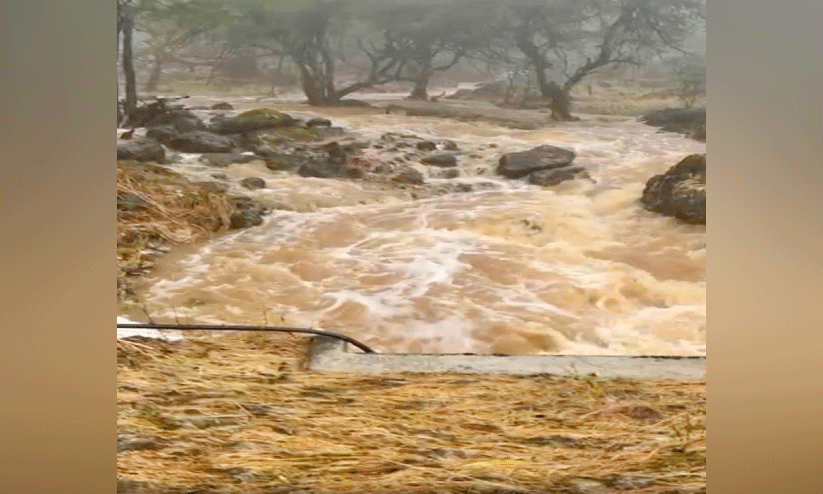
<box><xmin>132</xmin><ymin>95</ymin><xmax>706</xmax><ymax>356</ymax></box>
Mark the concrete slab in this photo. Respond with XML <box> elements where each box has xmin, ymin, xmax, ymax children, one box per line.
<box><xmin>307</xmin><ymin>337</ymin><xmax>706</xmax><ymax>379</ymax></box>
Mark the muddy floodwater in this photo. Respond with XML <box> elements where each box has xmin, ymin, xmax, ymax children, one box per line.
<box><xmin>132</xmin><ymin>93</ymin><xmax>706</xmax><ymax>356</ymax></box>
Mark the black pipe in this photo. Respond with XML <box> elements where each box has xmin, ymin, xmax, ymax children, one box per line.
<box><xmin>117</xmin><ymin>323</ymin><xmax>376</xmax><ymax>354</ymax></box>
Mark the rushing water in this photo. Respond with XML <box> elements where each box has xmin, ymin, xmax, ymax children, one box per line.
<box><xmin>131</xmin><ymin>94</ymin><xmax>706</xmax><ymax>356</ymax></box>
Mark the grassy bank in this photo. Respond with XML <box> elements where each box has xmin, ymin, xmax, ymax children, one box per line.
<box><xmin>118</xmin><ymin>332</ymin><xmax>705</xmax><ymax>494</ymax></box>
<box><xmin>117</xmin><ymin>161</ymin><xmax>236</xmax><ymax>307</ymax></box>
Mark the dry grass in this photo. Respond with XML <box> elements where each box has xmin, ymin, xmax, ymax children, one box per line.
<box><xmin>117</xmin><ymin>162</ymin><xmax>235</xmax><ymax>302</ymax></box>
<box><xmin>118</xmin><ymin>332</ymin><xmax>705</xmax><ymax>494</ymax></box>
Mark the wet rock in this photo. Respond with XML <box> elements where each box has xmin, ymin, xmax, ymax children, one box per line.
<box><xmin>497</xmin><ymin>145</ymin><xmax>575</xmax><ymax>179</ymax></box>
<box><xmin>264</xmin><ymin>153</ymin><xmax>306</xmax><ymax>172</ymax></box>
<box><xmin>641</xmin><ymin>154</ymin><xmax>706</xmax><ymax>225</ymax></box>
<box><xmin>393</xmin><ymin>168</ymin><xmax>425</xmax><ymax>185</ymax></box>
<box><xmin>297</xmin><ymin>160</ymin><xmax>344</xmax><ymax>178</ymax></box>
<box><xmin>117</xmin><ymin>138</ymin><xmax>165</xmax><ymax>163</ymax></box>
<box><xmin>441</xmin><ymin>139</ymin><xmax>459</xmax><ymax>151</ymax></box>
<box><xmin>416</xmin><ymin>140</ymin><xmax>437</xmax><ymax>151</ymax></box>
<box><xmin>198</xmin><ymin>153</ymin><xmax>255</xmax><ymax>167</ymax></box>
<box><xmin>374</xmin><ymin>163</ymin><xmax>395</xmax><ymax>174</ymax></box>
<box><xmin>144</xmin><ymin>125</ymin><xmax>179</xmax><ymax>145</ymax></box>
<box><xmin>439</xmin><ymin>168</ymin><xmax>461</xmax><ymax>179</ymax></box>
<box><xmin>641</xmin><ymin>107</ymin><xmax>706</xmax><ymax>140</ymax></box>
<box><xmin>194</xmin><ymin>181</ymin><xmax>230</xmax><ymax>194</ymax></box>
<box><xmin>211</xmin><ymin>101</ymin><xmax>233</xmax><ymax>110</ymax></box>
<box><xmin>240</xmin><ymin>177</ymin><xmax>266</xmax><ymax>190</ymax></box>
<box><xmin>422</xmin><ymin>153</ymin><xmax>458</xmax><ymax>167</ymax></box>
<box><xmin>528</xmin><ymin>166</ymin><xmax>589</xmax><ymax>186</ymax></box>
<box><xmin>230</xmin><ymin>210</ymin><xmax>264</xmax><ymax>229</ymax></box>
<box><xmin>211</xmin><ymin>108</ymin><xmax>296</xmax><ymax>134</ymax></box>
<box><xmin>211</xmin><ymin>173</ymin><xmax>227</xmax><ymax>180</ymax></box>
<box><xmin>168</xmin><ymin>131</ymin><xmax>236</xmax><ymax>153</ymax></box>
<box><xmin>143</xmin><ymin>110</ymin><xmax>206</xmax><ymax>133</ymax></box>
<box><xmin>306</xmin><ymin>117</ymin><xmax>332</xmax><ymax>127</ymax></box>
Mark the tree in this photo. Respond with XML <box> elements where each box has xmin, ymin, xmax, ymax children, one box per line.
<box><xmin>366</xmin><ymin>2</ymin><xmax>498</xmax><ymax>100</ymax></box>
<box><xmin>133</xmin><ymin>0</ymin><xmax>234</xmax><ymax>92</ymax></box>
<box><xmin>229</xmin><ymin>1</ymin><xmax>403</xmax><ymax>105</ymax></box>
<box><xmin>118</xmin><ymin>0</ymin><xmax>138</xmax><ymax>124</ymax></box>
<box><xmin>504</xmin><ymin>0</ymin><xmax>706</xmax><ymax>120</ymax></box>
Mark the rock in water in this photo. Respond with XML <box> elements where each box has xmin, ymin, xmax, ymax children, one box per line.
<box><xmin>230</xmin><ymin>210</ymin><xmax>264</xmax><ymax>229</ymax></box>
<box><xmin>497</xmin><ymin>145</ymin><xmax>576</xmax><ymax>179</ymax></box>
<box><xmin>306</xmin><ymin>117</ymin><xmax>332</xmax><ymax>128</ymax></box>
<box><xmin>421</xmin><ymin>154</ymin><xmax>458</xmax><ymax>167</ymax></box>
<box><xmin>211</xmin><ymin>102</ymin><xmax>233</xmax><ymax>110</ymax></box>
<box><xmin>117</xmin><ymin>138</ymin><xmax>165</xmax><ymax>163</ymax></box>
<box><xmin>393</xmin><ymin>168</ymin><xmax>425</xmax><ymax>185</ymax></box>
<box><xmin>529</xmin><ymin>166</ymin><xmax>589</xmax><ymax>186</ymax></box>
<box><xmin>416</xmin><ymin>141</ymin><xmax>437</xmax><ymax>151</ymax></box>
<box><xmin>198</xmin><ymin>153</ymin><xmax>255</xmax><ymax>167</ymax></box>
<box><xmin>168</xmin><ymin>131</ymin><xmax>236</xmax><ymax>153</ymax></box>
<box><xmin>145</xmin><ymin>125</ymin><xmax>178</xmax><ymax>145</ymax></box>
<box><xmin>641</xmin><ymin>154</ymin><xmax>706</xmax><ymax>225</ymax></box>
<box><xmin>240</xmin><ymin>177</ymin><xmax>266</xmax><ymax>190</ymax></box>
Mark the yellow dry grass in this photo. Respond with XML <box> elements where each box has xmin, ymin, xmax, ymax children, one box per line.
<box><xmin>117</xmin><ymin>161</ymin><xmax>236</xmax><ymax>302</ymax></box>
<box><xmin>118</xmin><ymin>332</ymin><xmax>705</xmax><ymax>494</ymax></box>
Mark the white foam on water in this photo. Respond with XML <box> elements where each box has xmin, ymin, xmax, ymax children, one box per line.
<box><xmin>134</xmin><ymin>104</ymin><xmax>705</xmax><ymax>356</ymax></box>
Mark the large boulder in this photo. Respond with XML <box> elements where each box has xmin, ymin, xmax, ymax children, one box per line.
<box><xmin>210</xmin><ymin>108</ymin><xmax>296</xmax><ymax>135</ymax></box>
<box><xmin>497</xmin><ymin>145</ymin><xmax>576</xmax><ymax>179</ymax></box>
<box><xmin>641</xmin><ymin>154</ymin><xmax>706</xmax><ymax>225</ymax></box>
<box><xmin>117</xmin><ymin>138</ymin><xmax>165</xmax><ymax>163</ymax></box>
<box><xmin>168</xmin><ymin>131</ymin><xmax>236</xmax><ymax>154</ymax></box>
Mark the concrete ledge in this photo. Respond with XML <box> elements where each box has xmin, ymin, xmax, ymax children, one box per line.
<box><xmin>306</xmin><ymin>337</ymin><xmax>706</xmax><ymax>379</ymax></box>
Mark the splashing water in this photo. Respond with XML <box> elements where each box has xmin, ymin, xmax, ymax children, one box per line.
<box><xmin>135</xmin><ymin>96</ymin><xmax>705</xmax><ymax>356</ymax></box>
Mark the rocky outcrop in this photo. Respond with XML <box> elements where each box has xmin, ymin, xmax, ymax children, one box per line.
<box><xmin>117</xmin><ymin>138</ymin><xmax>165</xmax><ymax>163</ymax></box>
<box><xmin>640</xmin><ymin>108</ymin><xmax>706</xmax><ymax>142</ymax></box>
<box><xmin>497</xmin><ymin>145</ymin><xmax>576</xmax><ymax>179</ymax></box>
<box><xmin>641</xmin><ymin>154</ymin><xmax>706</xmax><ymax>224</ymax></box>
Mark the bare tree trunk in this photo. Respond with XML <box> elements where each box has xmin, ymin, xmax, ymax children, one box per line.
<box><xmin>121</xmin><ymin>5</ymin><xmax>137</xmax><ymax>124</ymax></box>
<box><xmin>545</xmin><ymin>81</ymin><xmax>576</xmax><ymax>121</ymax></box>
<box><xmin>408</xmin><ymin>71</ymin><xmax>431</xmax><ymax>101</ymax></box>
